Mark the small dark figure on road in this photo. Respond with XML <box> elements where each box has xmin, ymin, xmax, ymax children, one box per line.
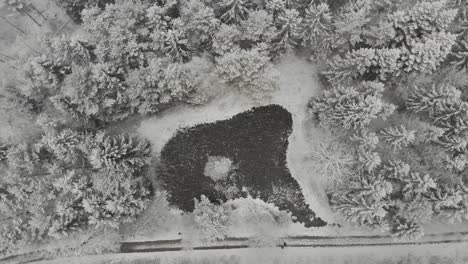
<box><xmin>280</xmin><ymin>241</ymin><xmax>287</xmax><ymax>249</ymax></box>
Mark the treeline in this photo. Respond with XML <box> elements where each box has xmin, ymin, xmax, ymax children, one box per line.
<box><xmin>308</xmin><ymin>0</ymin><xmax>468</xmax><ymax>240</ymax></box>
<box><xmin>0</xmin><ymin>128</ymin><xmax>152</xmax><ymax>254</ymax></box>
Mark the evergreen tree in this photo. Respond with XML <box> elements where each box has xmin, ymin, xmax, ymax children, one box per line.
<box><xmin>428</xmin><ymin>185</ymin><xmax>466</xmax><ymax>215</ymax></box>
<box><xmin>56</xmin><ymin>0</ymin><xmax>115</xmax><ymax>23</ymax></box>
<box><xmin>269</xmin><ymin>9</ymin><xmax>301</xmax><ymax>58</ymax></box>
<box><xmin>219</xmin><ymin>0</ymin><xmax>250</xmax><ymax>24</ymax></box>
<box><xmin>391</xmin><ymin>217</ymin><xmax>424</xmax><ymax>241</ymax></box>
<box><xmin>326</xmin><ymin>47</ymin><xmax>402</xmax><ymax>83</ymax></box>
<box><xmin>389</xmin><ymin>1</ymin><xmax>457</xmax><ymax>46</ymax></box>
<box><xmin>298</xmin><ymin>3</ymin><xmax>333</xmax><ymax>48</ymax></box>
<box><xmin>239</xmin><ymin>10</ymin><xmax>275</xmax><ymax>45</ymax></box>
<box><xmin>333</xmin><ymin>195</ymin><xmax>389</xmax><ymax>229</ymax></box>
<box><xmin>358</xmin><ymin>149</ymin><xmax>381</xmax><ymax>172</ymax></box>
<box><xmin>450</xmin><ymin>36</ymin><xmax>468</xmax><ymax>69</ymax></box>
<box><xmin>193</xmin><ymin>195</ymin><xmax>229</xmax><ymax>241</ymax></box>
<box><xmin>39</xmin><ymin>129</ymin><xmax>82</xmax><ymax>164</ymax></box>
<box><xmin>353</xmin><ymin>174</ymin><xmax>393</xmax><ymax>201</ymax></box>
<box><xmin>401</xmin><ymin>172</ymin><xmax>437</xmax><ymax>198</ymax></box>
<box><xmin>351</xmin><ymin>129</ymin><xmax>379</xmax><ymax>151</ymax></box>
<box><xmin>81</xmin><ymin>1</ymin><xmax>154</xmax><ymax>68</ymax></box>
<box><xmin>382</xmin><ymin>160</ymin><xmax>411</xmax><ymax>180</ymax></box>
<box><xmin>380</xmin><ymin>125</ymin><xmax>415</xmax><ymax>149</ymax></box>
<box><xmin>265</xmin><ymin>0</ymin><xmax>286</xmax><ymax>22</ymax></box>
<box><xmin>406</xmin><ymin>83</ymin><xmax>468</xmax><ymax>145</ymax></box>
<box><xmin>180</xmin><ymin>0</ymin><xmax>220</xmax><ymax>51</ymax></box>
<box><xmin>6</xmin><ymin>143</ymin><xmax>40</xmax><ymax>173</ymax></box>
<box><xmin>216</xmin><ymin>48</ymin><xmax>279</xmax><ymax>100</ymax></box>
<box><xmin>162</xmin><ymin>21</ymin><xmax>192</xmax><ymax>63</ymax></box>
<box><xmin>407</xmin><ymin>84</ymin><xmax>462</xmax><ymax>117</ymax></box>
<box><xmin>87</xmin><ymin>134</ymin><xmax>151</xmax><ymax>173</ymax></box>
<box><xmin>211</xmin><ymin>24</ymin><xmax>243</xmax><ymax>55</ymax></box>
<box><xmin>331</xmin><ymin>0</ymin><xmax>373</xmax><ymax>49</ymax></box>
<box><xmin>309</xmin><ymin>81</ymin><xmax>395</xmax><ymax>130</ymax></box>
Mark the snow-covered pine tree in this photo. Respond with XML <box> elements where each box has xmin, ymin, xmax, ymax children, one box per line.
<box><xmin>88</xmin><ymin>134</ymin><xmax>151</xmax><ymax>173</ymax></box>
<box><xmin>269</xmin><ymin>9</ymin><xmax>301</xmax><ymax>58</ymax></box>
<box><xmin>380</xmin><ymin>125</ymin><xmax>415</xmax><ymax>149</ymax></box>
<box><xmin>39</xmin><ymin>129</ymin><xmax>82</xmax><ymax>164</ymax></box>
<box><xmin>351</xmin><ymin>129</ymin><xmax>379</xmax><ymax>150</ymax></box>
<box><xmin>450</xmin><ymin>37</ymin><xmax>468</xmax><ymax>69</ymax></box>
<box><xmin>406</xmin><ymin>84</ymin><xmax>462</xmax><ymax>118</ymax></box>
<box><xmin>389</xmin><ymin>1</ymin><xmax>457</xmax><ymax>47</ymax></box>
<box><xmin>387</xmin><ymin>1</ymin><xmax>458</xmax><ymax>74</ymax></box>
<box><xmin>298</xmin><ymin>3</ymin><xmax>333</xmax><ymax>48</ymax></box>
<box><xmin>428</xmin><ymin>185</ymin><xmax>466</xmax><ymax>214</ymax></box>
<box><xmin>211</xmin><ymin>24</ymin><xmax>242</xmax><ymax>55</ymax></box>
<box><xmin>358</xmin><ymin>149</ymin><xmax>381</xmax><ymax>172</ymax></box>
<box><xmin>180</xmin><ymin>0</ymin><xmax>220</xmax><ymax>51</ymax></box>
<box><xmin>163</xmin><ymin>20</ymin><xmax>192</xmax><ymax>63</ymax></box>
<box><xmin>401</xmin><ymin>172</ymin><xmax>437</xmax><ymax>198</ymax></box>
<box><xmin>219</xmin><ymin>0</ymin><xmax>250</xmax><ymax>24</ymax></box>
<box><xmin>332</xmin><ymin>195</ymin><xmax>389</xmax><ymax>229</ymax></box>
<box><xmin>352</xmin><ymin>174</ymin><xmax>393</xmax><ymax>201</ymax></box>
<box><xmin>309</xmin><ymin>81</ymin><xmax>395</xmax><ymax>130</ymax></box>
<box><xmin>382</xmin><ymin>160</ymin><xmax>410</xmax><ymax>180</ymax></box>
<box><xmin>391</xmin><ymin>217</ymin><xmax>424</xmax><ymax>241</ymax></box>
<box><xmin>216</xmin><ymin>48</ymin><xmax>279</xmax><ymax>100</ymax></box>
<box><xmin>265</xmin><ymin>0</ymin><xmax>286</xmax><ymax>22</ymax></box>
<box><xmin>193</xmin><ymin>195</ymin><xmax>230</xmax><ymax>241</ymax></box>
<box><xmin>6</xmin><ymin>143</ymin><xmax>40</xmax><ymax>173</ymax></box>
<box><xmin>82</xmin><ymin>172</ymin><xmax>152</xmax><ymax>228</ymax></box>
<box><xmin>325</xmin><ymin>47</ymin><xmax>402</xmax><ymax>83</ymax></box>
<box><xmin>239</xmin><ymin>10</ymin><xmax>275</xmax><ymax>45</ymax></box>
<box><xmin>437</xmin><ymin>135</ymin><xmax>468</xmax><ymax>152</ymax></box>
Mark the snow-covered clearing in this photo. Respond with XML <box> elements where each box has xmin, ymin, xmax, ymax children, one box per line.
<box><xmin>36</xmin><ymin>242</ymin><xmax>468</xmax><ymax>264</ymax></box>
<box><xmin>137</xmin><ymin>56</ymin><xmax>335</xmax><ymax>234</ymax></box>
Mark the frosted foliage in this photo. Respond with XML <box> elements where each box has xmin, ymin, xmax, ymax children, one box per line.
<box><xmin>299</xmin><ymin>3</ymin><xmax>333</xmax><ymax>46</ymax></box>
<box><xmin>333</xmin><ymin>196</ymin><xmax>388</xmax><ymax>228</ymax></box>
<box><xmin>212</xmin><ymin>24</ymin><xmax>242</xmax><ymax>55</ymax></box>
<box><xmin>407</xmin><ymin>84</ymin><xmax>462</xmax><ymax>116</ymax></box>
<box><xmin>204</xmin><ymin>156</ymin><xmax>234</xmax><ymax>181</ymax></box>
<box><xmin>216</xmin><ymin>48</ymin><xmax>279</xmax><ymax>100</ymax></box>
<box><xmin>401</xmin><ymin>32</ymin><xmax>457</xmax><ymax>73</ymax></box>
<box><xmin>193</xmin><ymin>196</ymin><xmax>229</xmax><ymax>242</ymax></box>
<box><xmin>239</xmin><ymin>10</ymin><xmax>275</xmax><ymax>43</ymax></box>
<box><xmin>327</xmin><ymin>0</ymin><xmax>457</xmax><ymax>81</ymax></box>
<box><xmin>309</xmin><ymin>136</ymin><xmax>355</xmax><ymax>190</ymax></box>
<box><xmin>392</xmin><ymin>218</ymin><xmax>424</xmax><ymax>241</ymax></box>
<box><xmin>219</xmin><ymin>0</ymin><xmax>250</xmax><ymax>24</ymax></box>
<box><xmin>181</xmin><ymin>0</ymin><xmax>219</xmax><ymax>47</ymax></box>
<box><xmin>309</xmin><ymin>81</ymin><xmax>395</xmax><ymax>129</ymax></box>
<box><xmin>270</xmin><ymin>9</ymin><xmax>301</xmax><ymax>56</ymax></box>
<box><xmin>380</xmin><ymin>125</ymin><xmax>416</xmax><ymax>149</ymax></box>
<box><xmin>224</xmin><ymin>196</ymin><xmax>293</xmax><ymax>236</ymax></box>
<box><xmin>333</xmin><ymin>0</ymin><xmax>373</xmax><ymax>47</ymax></box>
<box><xmin>389</xmin><ymin>1</ymin><xmax>457</xmax><ymax>39</ymax></box>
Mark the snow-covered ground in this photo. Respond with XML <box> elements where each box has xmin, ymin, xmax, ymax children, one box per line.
<box><xmin>137</xmin><ymin>56</ymin><xmax>335</xmax><ymax>234</ymax></box>
<box><xmin>36</xmin><ymin>241</ymin><xmax>468</xmax><ymax>264</ymax></box>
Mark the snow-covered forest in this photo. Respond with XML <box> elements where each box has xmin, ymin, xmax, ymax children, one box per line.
<box><xmin>0</xmin><ymin>0</ymin><xmax>467</xmax><ymax>263</ymax></box>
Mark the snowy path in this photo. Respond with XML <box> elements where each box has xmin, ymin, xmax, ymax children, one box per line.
<box><xmin>34</xmin><ymin>240</ymin><xmax>468</xmax><ymax>264</ymax></box>
<box><xmin>137</xmin><ymin>56</ymin><xmax>334</xmax><ymax>225</ymax></box>
<box><xmin>119</xmin><ymin>231</ymin><xmax>468</xmax><ymax>253</ymax></box>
